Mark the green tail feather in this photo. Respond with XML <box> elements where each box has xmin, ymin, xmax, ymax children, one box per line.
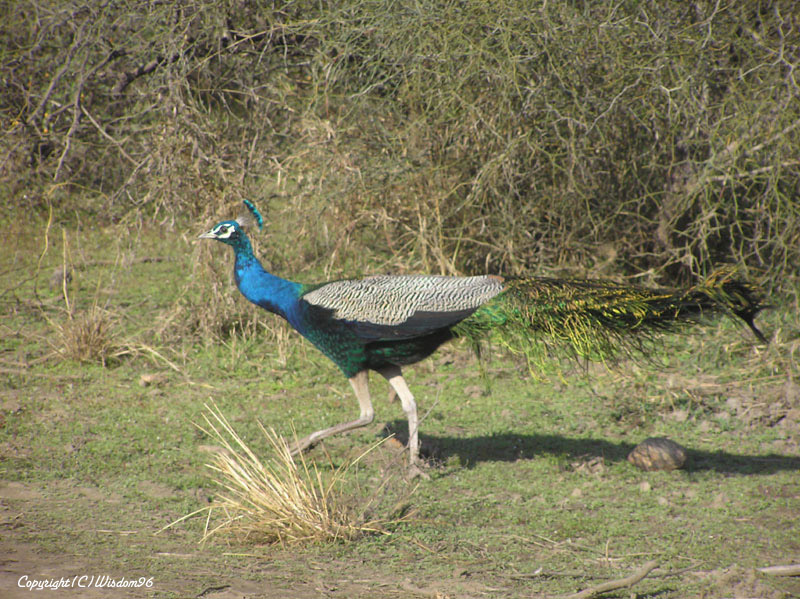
<box><xmin>452</xmin><ymin>273</ymin><xmax>766</xmax><ymax>368</ymax></box>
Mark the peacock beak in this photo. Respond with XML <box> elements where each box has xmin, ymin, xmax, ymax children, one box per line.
<box><xmin>198</xmin><ymin>230</ymin><xmax>217</xmax><ymax>239</ymax></box>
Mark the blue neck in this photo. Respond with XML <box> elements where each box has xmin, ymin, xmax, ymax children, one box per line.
<box><xmin>230</xmin><ymin>237</ymin><xmax>302</xmax><ymax>324</ymax></box>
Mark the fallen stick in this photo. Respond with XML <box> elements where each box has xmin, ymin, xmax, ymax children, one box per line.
<box><xmin>562</xmin><ymin>560</ymin><xmax>658</xmax><ymax>599</ymax></box>
<box><xmin>757</xmin><ymin>564</ymin><xmax>800</xmax><ymax>577</ymax></box>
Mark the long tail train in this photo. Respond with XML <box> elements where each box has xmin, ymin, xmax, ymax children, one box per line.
<box><xmin>453</xmin><ymin>272</ymin><xmax>767</xmax><ymax>367</ymax></box>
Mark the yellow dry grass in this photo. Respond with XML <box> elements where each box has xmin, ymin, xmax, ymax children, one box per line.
<box><xmin>52</xmin><ymin>304</ymin><xmax>121</xmax><ymax>366</ymax></box>
<box><xmin>169</xmin><ymin>403</ymin><xmax>410</xmax><ymax>546</ymax></box>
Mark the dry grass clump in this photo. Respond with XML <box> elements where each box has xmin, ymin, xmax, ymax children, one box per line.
<box><xmin>52</xmin><ymin>305</ymin><xmax>121</xmax><ymax>366</ymax></box>
<box><xmin>40</xmin><ymin>229</ymin><xmax>123</xmax><ymax>366</ymax></box>
<box><xmin>176</xmin><ymin>403</ymin><xmax>410</xmax><ymax>545</ymax></box>
<box><xmin>31</xmin><ymin>223</ymin><xmax>181</xmax><ymax>371</ymax></box>
<box><xmin>49</xmin><ymin>305</ymin><xmax>177</xmax><ymax>370</ymax></box>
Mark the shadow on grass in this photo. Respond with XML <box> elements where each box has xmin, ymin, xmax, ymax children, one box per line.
<box><xmin>384</xmin><ymin>422</ymin><xmax>800</xmax><ymax>475</ymax></box>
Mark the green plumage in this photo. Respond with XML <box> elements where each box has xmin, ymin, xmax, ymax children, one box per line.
<box><xmin>298</xmin><ymin>271</ymin><xmax>765</xmax><ymax>379</ymax></box>
<box><xmin>452</xmin><ymin>273</ymin><xmax>766</xmax><ymax>369</ymax></box>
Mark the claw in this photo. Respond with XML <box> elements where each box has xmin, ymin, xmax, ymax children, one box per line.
<box><xmin>407</xmin><ymin>463</ymin><xmax>431</xmax><ymax>480</ymax></box>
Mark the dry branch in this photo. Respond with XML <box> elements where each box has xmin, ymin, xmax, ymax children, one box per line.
<box><xmin>757</xmin><ymin>564</ymin><xmax>800</xmax><ymax>577</ymax></box>
<box><xmin>560</xmin><ymin>560</ymin><xmax>659</xmax><ymax>599</ymax></box>
<box><xmin>112</xmin><ymin>53</ymin><xmax>180</xmax><ymax>96</ymax></box>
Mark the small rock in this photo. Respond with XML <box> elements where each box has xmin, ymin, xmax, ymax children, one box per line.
<box><xmin>139</xmin><ymin>372</ymin><xmax>168</xmax><ymax>387</ymax></box>
<box><xmin>464</xmin><ymin>385</ymin><xmax>483</xmax><ymax>398</ymax></box>
<box><xmin>657</xmin><ymin>496</ymin><xmax>669</xmax><ymax>506</ymax></box>
<box><xmin>725</xmin><ymin>396</ymin><xmax>742</xmax><ymax>412</ymax></box>
<box><xmin>711</xmin><ymin>492</ymin><xmax>727</xmax><ymax>509</ymax></box>
<box><xmin>1</xmin><ymin>400</ymin><xmax>22</xmax><ymax>415</ymax></box>
<box><xmin>570</xmin><ymin>455</ymin><xmax>606</xmax><ymax>475</ymax></box>
<box><xmin>639</xmin><ymin>481</ymin><xmax>651</xmax><ymax>492</ymax></box>
<box><xmin>384</xmin><ymin>437</ymin><xmax>406</xmax><ymax>451</ymax></box>
<box><xmin>671</xmin><ymin>409</ymin><xmax>688</xmax><ymax>422</ymax></box>
<box><xmin>628</xmin><ymin>437</ymin><xmax>688</xmax><ymax>471</ymax></box>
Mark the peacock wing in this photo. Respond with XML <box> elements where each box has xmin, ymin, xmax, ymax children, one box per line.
<box><xmin>301</xmin><ymin>274</ymin><xmax>505</xmax><ymax>340</ymax></box>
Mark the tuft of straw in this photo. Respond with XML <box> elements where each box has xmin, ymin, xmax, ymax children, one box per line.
<box><xmin>53</xmin><ymin>305</ymin><xmax>121</xmax><ymax>366</ymax></box>
<box><xmin>166</xmin><ymin>403</ymin><xmax>411</xmax><ymax>545</ymax></box>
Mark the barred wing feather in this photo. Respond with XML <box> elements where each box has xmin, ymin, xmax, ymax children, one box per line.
<box><xmin>302</xmin><ymin>274</ymin><xmax>505</xmax><ymax>340</ymax></box>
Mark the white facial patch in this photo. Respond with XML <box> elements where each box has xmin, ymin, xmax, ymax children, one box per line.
<box><xmin>215</xmin><ymin>224</ymin><xmax>234</xmax><ymax>239</ymax></box>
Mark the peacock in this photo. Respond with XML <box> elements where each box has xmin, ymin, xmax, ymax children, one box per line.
<box><xmin>199</xmin><ymin>200</ymin><xmax>766</xmax><ymax>476</ymax></box>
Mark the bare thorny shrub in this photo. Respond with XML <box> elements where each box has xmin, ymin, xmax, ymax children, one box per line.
<box><xmin>310</xmin><ymin>1</ymin><xmax>800</xmax><ymax>289</ymax></box>
<box><xmin>1</xmin><ymin>0</ymin><xmax>309</xmax><ymax>218</ymax></box>
<box><xmin>2</xmin><ymin>1</ymin><xmax>798</xmax><ymax>316</ymax></box>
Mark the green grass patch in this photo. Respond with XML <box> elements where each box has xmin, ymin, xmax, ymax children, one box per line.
<box><xmin>1</xmin><ymin>224</ymin><xmax>798</xmax><ymax>598</ymax></box>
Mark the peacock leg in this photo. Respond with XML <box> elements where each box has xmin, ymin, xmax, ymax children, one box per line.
<box><xmin>378</xmin><ymin>365</ymin><xmax>428</xmax><ymax>479</ymax></box>
<box><xmin>387</xmin><ymin>387</ymin><xmax>398</xmax><ymax>403</ymax></box>
<box><xmin>289</xmin><ymin>370</ymin><xmax>374</xmax><ymax>454</ymax></box>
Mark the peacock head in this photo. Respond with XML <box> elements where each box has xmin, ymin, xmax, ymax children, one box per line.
<box><xmin>198</xmin><ymin>200</ymin><xmax>264</xmax><ymax>248</ymax></box>
<box><xmin>198</xmin><ymin>219</ymin><xmax>247</xmax><ymax>246</ymax></box>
